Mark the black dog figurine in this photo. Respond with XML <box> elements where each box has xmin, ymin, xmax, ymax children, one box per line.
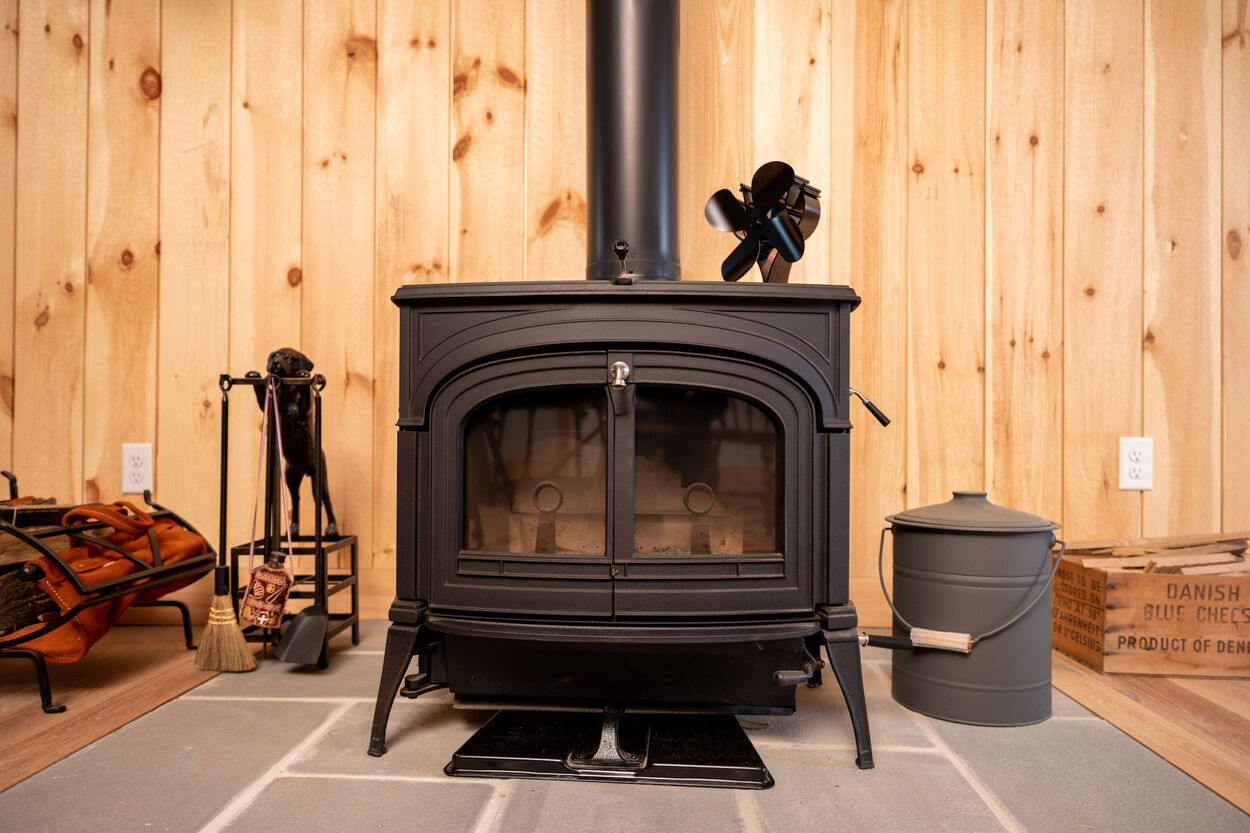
<box><xmin>248</xmin><ymin>348</ymin><xmax>338</xmax><ymax>538</ymax></box>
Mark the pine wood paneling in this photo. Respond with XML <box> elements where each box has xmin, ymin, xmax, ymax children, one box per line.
<box><xmin>753</xmin><ymin>0</ymin><xmax>831</xmax><ymax>285</ymax></box>
<box><xmin>449</xmin><ymin>0</ymin><xmax>525</xmax><ymax>282</ymax></box>
<box><xmin>524</xmin><ymin>0</ymin><xmax>585</xmax><ymax>281</ymax></box>
<box><xmin>228</xmin><ymin>0</ymin><xmax>303</xmax><ymax>549</ymax></box>
<box><xmin>905</xmin><ymin>0</ymin><xmax>986</xmax><ymax>507</ymax></box>
<box><xmin>1143</xmin><ymin>0</ymin><xmax>1222</xmax><ymax>537</ymax></box>
<box><xmin>828</xmin><ymin>0</ymin><xmax>855</xmax><ymax>289</ymax></box>
<box><xmin>13</xmin><ymin>0</ymin><xmax>89</xmax><ymax>502</ymax></box>
<box><xmin>1</xmin><ymin>1</ymin><xmax>1247</xmax><ymax>627</ymax></box>
<box><xmin>230</xmin><ymin>0</ymin><xmax>302</xmax><ymax>368</ymax></box>
<box><xmin>1224</xmin><ymin>0</ymin><xmax>1250</xmax><ymax>530</ymax></box>
<box><xmin>374</xmin><ymin>0</ymin><xmax>451</xmax><ymax>569</ymax></box>
<box><xmin>83</xmin><ymin>0</ymin><xmax>160</xmax><ymax>504</ymax></box>
<box><xmin>985</xmin><ymin>0</ymin><xmax>1063</xmax><ymax>523</ymax></box>
<box><xmin>1062</xmin><ymin>0</ymin><xmax>1144</xmax><ymax>541</ymax></box>
<box><xmin>847</xmin><ymin>0</ymin><xmax>907</xmax><ymax>624</ymax></box>
<box><xmin>303</xmin><ymin>0</ymin><xmax>376</xmax><ymax>559</ymax></box>
<box><xmin>156</xmin><ymin>0</ymin><xmax>231</xmax><ymax>586</ymax></box>
<box><xmin>0</xmin><ymin>1</ymin><xmax>16</xmax><ymax>471</ymax></box>
<box><xmin>679</xmin><ymin>0</ymin><xmax>752</xmax><ymax>282</ymax></box>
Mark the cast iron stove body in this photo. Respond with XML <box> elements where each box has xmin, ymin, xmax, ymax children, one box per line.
<box><xmin>368</xmin><ymin>279</ymin><xmax>873</xmax><ymax>770</ymax></box>
<box><xmin>367</xmin><ymin>0</ymin><xmax>873</xmax><ymax>776</ymax></box>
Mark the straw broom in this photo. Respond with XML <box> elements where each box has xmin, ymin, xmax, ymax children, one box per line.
<box><xmin>195</xmin><ymin>379</ymin><xmax>256</xmax><ymax>672</ymax></box>
<box><xmin>196</xmin><ymin>565</ymin><xmax>255</xmax><ymax>672</ymax></box>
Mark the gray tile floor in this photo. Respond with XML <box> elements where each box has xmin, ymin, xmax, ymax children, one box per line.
<box><xmin>1</xmin><ymin>620</ymin><xmax>1246</xmax><ymax>833</ymax></box>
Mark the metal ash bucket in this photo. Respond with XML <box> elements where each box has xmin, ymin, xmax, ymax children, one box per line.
<box><xmin>883</xmin><ymin>491</ymin><xmax>1062</xmax><ymax>727</ymax></box>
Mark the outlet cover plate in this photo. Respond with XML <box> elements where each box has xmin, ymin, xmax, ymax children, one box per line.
<box><xmin>1118</xmin><ymin>437</ymin><xmax>1153</xmax><ymax>491</ymax></box>
<box><xmin>122</xmin><ymin>443</ymin><xmax>153</xmax><ymax>494</ymax></box>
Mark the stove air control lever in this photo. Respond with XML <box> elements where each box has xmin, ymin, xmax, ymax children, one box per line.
<box><xmin>849</xmin><ymin>387</ymin><xmax>891</xmax><ymax>427</ymax></box>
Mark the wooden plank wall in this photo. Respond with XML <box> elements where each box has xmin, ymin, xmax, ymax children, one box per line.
<box><xmin>1</xmin><ymin>0</ymin><xmax>1245</xmax><ymax>626</ymax></box>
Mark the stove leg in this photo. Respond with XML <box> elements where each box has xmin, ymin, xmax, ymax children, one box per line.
<box><xmin>368</xmin><ymin>623</ymin><xmax>421</xmax><ymax>757</ymax></box>
<box><xmin>822</xmin><ymin>628</ymin><xmax>874</xmax><ymax>770</ymax></box>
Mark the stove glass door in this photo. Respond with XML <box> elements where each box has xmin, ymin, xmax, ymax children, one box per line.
<box><xmin>633</xmin><ymin>388</ymin><xmax>780</xmax><ymax>556</ymax></box>
<box><xmin>463</xmin><ymin>388</ymin><xmax>607</xmax><ymax>556</ymax></box>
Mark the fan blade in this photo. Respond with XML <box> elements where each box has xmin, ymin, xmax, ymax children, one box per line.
<box><xmin>705</xmin><ymin>189</ymin><xmax>750</xmax><ymax>232</ymax></box>
<box><xmin>796</xmin><ymin>191</ymin><xmax>821</xmax><ymax>239</ymax></box>
<box><xmin>760</xmin><ymin>249</ymin><xmax>792</xmax><ymax>284</ymax></box>
<box><xmin>765</xmin><ymin>210</ymin><xmax>804</xmax><ymax>262</ymax></box>
<box><xmin>750</xmin><ymin>161</ymin><xmax>796</xmax><ymax>215</ymax></box>
<box><xmin>721</xmin><ymin>233</ymin><xmax>761</xmax><ymax>282</ymax></box>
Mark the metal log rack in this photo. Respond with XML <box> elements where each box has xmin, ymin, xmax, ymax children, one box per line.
<box><xmin>218</xmin><ymin>372</ymin><xmax>359</xmax><ymax>667</ymax></box>
<box><xmin>0</xmin><ymin>473</ymin><xmax>216</xmax><ymax>712</ymax></box>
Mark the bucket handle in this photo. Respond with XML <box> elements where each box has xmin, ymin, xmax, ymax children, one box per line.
<box><xmin>878</xmin><ymin>527</ymin><xmax>1067</xmax><ymax>648</ymax></box>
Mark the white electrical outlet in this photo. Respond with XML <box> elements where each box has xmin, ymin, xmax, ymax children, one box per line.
<box><xmin>1118</xmin><ymin>437</ymin><xmax>1153</xmax><ymax>491</ymax></box>
<box><xmin>122</xmin><ymin>443</ymin><xmax>153</xmax><ymax>494</ymax></box>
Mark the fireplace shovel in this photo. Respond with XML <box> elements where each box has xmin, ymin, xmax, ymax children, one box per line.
<box><xmin>276</xmin><ymin>600</ymin><xmax>328</xmax><ymax>665</ymax></box>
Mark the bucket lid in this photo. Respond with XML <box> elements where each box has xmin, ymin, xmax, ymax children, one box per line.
<box><xmin>886</xmin><ymin>491</ymin><xmax>1060</xmax><ymax>533</ymax></box>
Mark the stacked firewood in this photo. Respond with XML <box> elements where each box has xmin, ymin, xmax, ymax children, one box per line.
<box><xmin>1064</xmin><ymin>531</ymin><xmax>1250</xmax><ymax>576</ymax></box>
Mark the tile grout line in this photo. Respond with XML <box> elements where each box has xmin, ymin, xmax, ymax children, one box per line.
<box><xmin>866</xmin><ymin>664</ymin><xmax>1026</xmax><ymax>833</ymax></box>
<box><xmin>736</xmin><ymin>786</ymin><xmax>765</xmax><ymax>833</ymax></box>
<box><xmin>182</xmin><ymin>695</ymin><xmax>375</xmax><ymax>703</ymax></box>
<box><xmin>470</xmin><ymin>783</ymin><xmax>513</xmax><ymax>833</ymax></box>
<box><xmin>279</xmin><ymin>771</ymin><xmax>457</xmax><ymax>785</ymax></box>
<box><xmin>194</xmin><ymin>701</ymin><xmax>355</xmax><ymax>833</ymax></box>
<box><xmin>750</xmin><ymin>740</ymin><xmax>944</xmax><ymax>755</ymax></box>
<box><xmin>910</xmin><ymin>718</ymin><xmax>1026</xmax><ymax>833</ymax></box>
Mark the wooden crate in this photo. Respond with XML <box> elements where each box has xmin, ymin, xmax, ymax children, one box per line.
<box><xmin>1052</xmin><ymin>533</ymin><xmax>1250</xmax><ymax>677</ymax></box>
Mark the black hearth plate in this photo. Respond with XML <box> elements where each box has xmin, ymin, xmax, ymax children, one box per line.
<box><xmin>445</xmin><ymin>710</ymin><xmax>773</xmax><ymax>789</ymax></box>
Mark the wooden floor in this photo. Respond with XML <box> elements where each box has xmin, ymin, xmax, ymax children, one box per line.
<box><xmin>0</xmin><ymin>625</ymin><xmax>218</xmax><ymax>792</ymax></box>
<box><xmin>1052</xmin><ymin>650</ymin><xmax>1250</xmax><ymax>813</ymax></box>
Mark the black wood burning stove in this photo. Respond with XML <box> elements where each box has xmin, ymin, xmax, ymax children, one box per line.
<box><xmin>368</xmin><ymin>0</ymin><xmax>875</xmax><ymax>783</ymax></box>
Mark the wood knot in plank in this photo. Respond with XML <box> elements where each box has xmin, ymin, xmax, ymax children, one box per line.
<box><xmin>912</xmin><ymin>162</ymin><xmax>924</xmax><ymax>174</ymax></box>
<box><xmin>139</xmin><ymin>67</ymin><xmax>161</xmax><ymax>100</ymax></box>
<box><xmin>344</xmin><ymin>370</ymin><xmax>373</xmax><ymax>391</ymax></box>
<box><xmin>72</xmin><ymin>33</ymin><xmax>83</xmax><ymax>50</ymax></box>
<box><xmin>345</xmin><ymin>34</ymin><xmax>377</xmax><ymax>62</ymax></box>
<box><xmin>1096</xmin><ymin>204</ymin><xmax>1105</xmax><ymax>214</ymax></box>
<box><xmin>120</xmin><ymin>249</ymin><xmax>134</xmax><ymax>267</ymax></box>
<box><xmin>1144</xmin><ymin>328</ymin><xmax>1155</xmax><ymax>344</ymax></box>
<box><xmin>535</xmin><ymin>189</ymin><xmax>587</xmax><ymax>238</ymax></box>
<box><xmin>287</xmin><ymin>267</ymin><xmax>302</xmax><ymax>287</ymax></box>
<box><xmin>1229</xmin><ymin>229</ymin><xmax>1242</xmax><ymax>260</ymax></box>
<box><xmin>936</xmin><ymin>359</ymin><xmax>946</xmax><ymax>370</ymax></box>
<box><xmin>1029</xmin><ymin>135</ymin><xmax>1039</xmax><ymax>146</ymax></box>
<box><xmin>496</xmin><ymin>65</ymin><xmax>525</xmax><ymax>91</ymax></box>
<box><xmin>452</xmin><ymin>133</ymin><xmax>472</xmax><ymax>161</ymax></box>
<box><xmin>1084</xmin><ymin>286</ymin><xmax>1095</xmax><ymax>297</ymax></box>
<box><xmin>34</xmin><ymin>305</ymin><xmax>50</xmax><ymax>330</ymax></box>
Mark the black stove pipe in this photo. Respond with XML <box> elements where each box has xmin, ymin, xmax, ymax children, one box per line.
<box><xmin>586</xmin><ymin>0</ymin><xmax>680</xmax><ymax>280</ymax></box>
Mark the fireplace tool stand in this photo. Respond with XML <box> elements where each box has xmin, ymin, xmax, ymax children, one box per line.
<box><xmin>217</xmin><ymin>372</ymin><xmax>359</xmax><ymax>667</ymax></box>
